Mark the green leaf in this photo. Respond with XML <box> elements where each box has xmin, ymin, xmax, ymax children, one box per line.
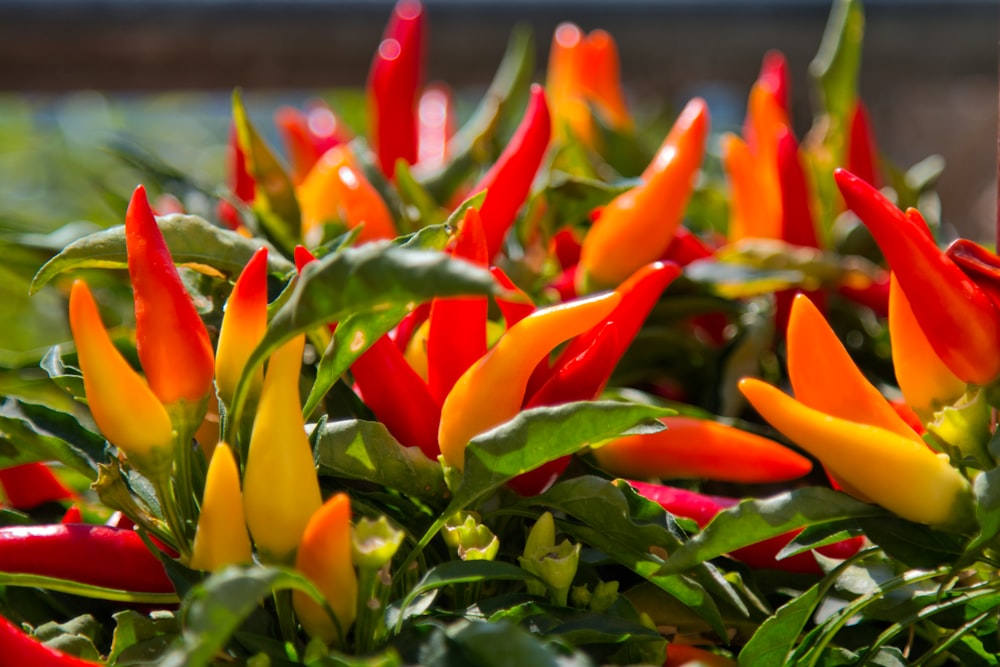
<box><xmin>662</xmin><ymin>488</ymin><xmax>881</xmax><ymax>575</ymax></box>
<box><xmin>968</xmin><ymin>465</ymin><xmax>1000</xmax><ymax>554</ymax></box>
<box><xmin>809</xmin><ymin>0</ymin><xmax>864</xmax><ymax>128</ymax></box>
<box><xmin>30</xmin><ymin>213</ymin><xmax>294</xmax><ymax>294</ymax></box>
<box><xmin>110</xmin><ymin>610</ymin><xmax>180</xmax><ymax>666</ymax></box>
<box><xmin>0</xmin><ymin>401</ymin><xmax>108</xmax><ymax>479</ymax></box>
<box><xmin>428</xmin><ymin>620</ymin><xmax>592</xmax><ymax>667</ymax></box>
<box><xmin>34</xmin><ymin>614</ymin><xmax>103</xmax><ymax>661</ymax></box>
<box><xmin>160</xmin><ymin>565</ymin><xmax>323</xmax><ymax>667</ymax></box>
<box><xmin>535</xmin><ymin>172</ymin><xmax>632</xmax><ymax>239</ymax></box>
<box><xmin>0</xmin><ymin>571</ymin><xmax>179</xmax><ymax>604</ymax></box>
<box><xmin>857</xmin><ymin>515</ymin><xmax>967</xmax><ymax>568</ymax></box>
<box><xmin>738</xmin><ymin>582</ymin><xmax>823</xmax><ymax>667</ymax></box>
<box><xmin>231</xmin><ymin>89</ymin><xmax>301</xmax><ymax>255</ymax></box>
<box><xmin>314</xmin><ymin>419</ymin><xmax>448</xmax><ymax>503</ymax></box>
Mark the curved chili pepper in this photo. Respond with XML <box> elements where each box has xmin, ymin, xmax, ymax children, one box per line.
<box><xmin>835</xmin><ymin>168</ymin><xmax>1000</xmax><ymax>386</ymax></box>
<box><xmin>662</xmin><ymin>226</ymin><xmax>714</xmax><ymax>266</ymax></box>
<box><xmin>578</xmin><ymin>97</ymin><xmax>708</xmax><ymax>291</ymax></box>
<box><xmin>293</xmin><ymin>493</ymin><xmax>357</xmax><ymax>647</ymax></box>
<box><xmin>888</xmin><ymin>273</ymin><xmax>965</xmax><ymax>422</ymax></box>
<box><xmin>592</xmin><ymin>416</ymin><xmax>811</xmax><ymax>484</ymax></box>
<box><xmin>215</xmin><ymin>247</ymin><xmax>269</xmax><ymax>409</ymax></box>
<box><xmin>125</xmin><ymin>185</ymin><xmax>215</xmax><ymax>425</ymax></box>
<box><xmin>189</xmin><ymin>443</ymin><xmax>252</xmax><ymax>572</ymax></box>
<box><xmin>777</xmin><ymin>128</ymin><xmax>819</xmax><ymax>250</ymax></box>
<box><xmin>0</xmin><ymin>463</ymin><xmax>74</xmax><ymax>510</ymax></box>
<box><xmin>242</xmin><ymin>335</ymin><xmax>322</xmax><ymax>563</ymax></box>
<box><xmin>846</xmin><ymin>99</ymin><xmax>880</xmax><ymax>188</ymax></box>
<box><xmin>0</xmin><ymin>523</ymin><xmax>174</xmax><ymax>593</ymax></box>
<box><xmin>946</xmin><ymin>238</ymin><xmax>1000</xmax><ymax>312</ymax></box>
<box><xmin>68</xmin><ymin>280</ymin><xmax>174</xmax><ymax>478</ymax></box>
<box><xmin>392</xmin><ymin>302</ymin><xmax>432</xmax><ymax>352</ymax></box>
<box><xmin>366</xmin><ymin>0</ymin><xmax>425</xmax><ymax>179</ymax></box>
<box><xmin>438</xmin><ymin>291</ymin><xmax>621</xmax><ymax>470</ymax></box>
<box><xmin>550</xmin><ymin>227</ymin><xmax>582</xmax><ymax>270</ymax></box>
<box><xmin>472</xmin><ymin>84</ymin><xmax>552</xmax><ymax>259</ymax></box>
<box><xmin>0</xmin><ymin>613</ymin><xmax>103</xmax><ymax>667</ymax></box>
<box><xmin>739</xmin><ymin>377</ymin><xmax>974</xmax><ymax>529</ymax></box>
<box><xmin>490</xmin><ymin>266</ymin><xmax>535</xmax><ymax>328</ymax></box>
<box><xmin>275</xmin><ymin>102</ymin><xmax>349</xmax><ymax>185</ymax></box>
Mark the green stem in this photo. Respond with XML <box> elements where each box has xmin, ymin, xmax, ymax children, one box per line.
<box><xmin>354</xmin><ymin>565</ymin><xmax>389</xmax><ymax>654</ymax></box>
<box><xmin>152</xmin><ymin>473</ymin><xmax>192</xmax><ymax>562</ymax></box>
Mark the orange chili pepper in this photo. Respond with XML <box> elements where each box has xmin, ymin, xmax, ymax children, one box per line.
<box><xmin>215</xmin><ymin>246</ymin><xmax>269</xmax><ymax>409</ymax></box>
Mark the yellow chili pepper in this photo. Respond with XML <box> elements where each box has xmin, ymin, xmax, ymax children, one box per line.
<box><xmin>739</xmin><ymin>377</ymin><xmax>973</xmax><ymax>529</ymax></box>
<box><xmin>189</xmin><ymin>443</ymin><xmax>252</xmax><ymax>572</ymax></box>
<box><xmin>438</xmin><ymin>291</ymin><xmax>621</xmax><ymax>470</ymax></box>
<box><xmin>888</xmin><ymin>273</ymin><xmax>965</xmax><ymax>422</ymax></box>
<box><xmin>242</xmin><ymin>335</ymin><xmax>322</xmax><ymax>563</ymax></box>
<box><xmin>577</xmin><ymin>97</ymin><xmax>708</xmax><ymax>292</ymax></box>
<box><xmin>68</xmin><ymin>280</ymin><xmax>174</xmax><ymax>478</ymax></box>
<box><xmin>215</xmin><ymin>247</ymin><xmax>269</xmax><ymax>409</ymax></box>
<box><xmin>293</xmin><ymin>492</ymin><xmax>357</xmax><ymax>647</ymax></box>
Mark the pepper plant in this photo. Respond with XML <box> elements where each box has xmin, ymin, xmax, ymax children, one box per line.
<box><xmin>1</xmin><ymin>0</ymin><xmax>999</xmax><ymax>665</ymax></box>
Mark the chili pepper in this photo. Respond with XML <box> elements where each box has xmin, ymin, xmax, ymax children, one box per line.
<box><xmin>417</xmin><ymin>83</ymin><xmax>454</xmax><ymax>171</ymax></box>
<box><xmin>0</xmin><ymin>463</ymin><xmax>75</xmax><ymax>510</ymax></box>
<box><xmin>297</xmin><ymin>145</ymin><xmax>398</xmax><ymax>245</ymax></box>
<box><xmin>835</xmin><ymin>168</ymin><xmax>1000</xmax><ymax>386</ymax></box>
<box><xmin>888</xmin><ymin>273</ymin><xmax>965</xmax><ymax>422</ymax></box>
<box><xmin>577</xmin><ymin>97</ymin><xmax>708</xmax><ymax>292</ymax></box>
<box><xmin>664</xmin><ymin>643</ymin><xmax>737</xmax><ymax>667</ymax></box>
<box><xmin>662</xmin><ymin>226</ymin><xmax>714</xmax><ymax>267</ymax></box>
<box><xmin>757</xmin><ymin>49</ymin><xmax>791</xmax><ymax>118</ymax></box>
<box><xmin>68</xmin><ymin>280</ymin><xmax>174</xmax><ymax>479</ymax></box>
<box><xmin>739</xmin><ymin>377</ymin><xmax>974</xmax><ymax>529</ymax></box>
<box><xmin>392</xmin><ymin>302</ymin><xmax>431</xmax><ymax>352</ymax></box>
<box><xmin>836</xmin><ymin>270</ymin><xmax>890</xmax><ymax>318</ymax></box>
<box><xmin>215</xmin><ymin>247</ymin><xmax>269</xmax><ymax>409</ymax></box>
<box><xmin>578</xmin><ymin>29</ymin><xmax>632</xmax><ymax>133</ymax></box>
<box><xmin>125</xmin><ymin>185</ymin><xmax>215</xmax><ymax>428</ymax></box>
<box><xmin>293</xmin><ymin>493</ymin><xmax>357</xmax><ymax>647</ymax></box>
<box><xmin>366</xmin><ymin>0</ymin><xmax>425</xmax><ymax>179</ymax></box>
<box><xmin>189</xmin><ymin>443</ymin><xmax>252</xmax><ymax>572</ymax></box>
<box><xmin>242</xmin><ymin>335</ymin><xmax>322</xmax><ymax>563</ymax></box>
<box><xmin>721</xmin><ymin>133</ymin><xmax>779</xmax><ymax>242</ymax></box>
<box><xmin>472</xmin><ymin>84</ymin><xmax>552</xmax><ymax>259</ymax></box>
<box><xmin>0</xmin><ymin>523</ymin><xmax>174</xmax><ymax>593</ymax></box>
<box><xmin>217</xmin><ymin>124</ymin><xmax>255</xmax><ymax>231</ymax></box>
<box><xmin>275</xmin><ymin>102</ymin><xmax>349</xmax><ymax>185</ymax></box>
<box><xmin>427</xmin><ymin>207</ymin><xmax>489</xmax><ymax>404</ymax></box>
<box><xmin>592</xmin><ymin>416</ymin><xmax>811</xmax><ymax>484</ymax></box>
<box><xmin>550</xmin><ymin>227</ymin><xmax>582</xmax><ymax>270</ymax></box>
<box><xmin>946</xmin><ymin>238</ymin><xmax>1000</xmax><ymax>312</ymax></box>
<box><xmin>438</xmin><ymin>291</ymin><xmax>621</xmax><ymax>470</ymax></box>
<box><xmin>777</xmin><ymin>129</ymin><xmax>820</xmax><ymax>250</ymax></box>
<box><xmin>61</xmin><ymin>505</ymin><xmax>83</xmax><ymax>524</ymax></box>
<box><xmin>846</xmin><ymin>99</ymin><xmax>880</xmax><ymax>188</ymax></box>
<box><xmin>0</xmin><ymin>614</ymin><xmax>103</xmax><ymax>667</ymax></box>
<box><xmin>491</xmin><ymin>267</ymin><xmax>535</xmax><ymax>328</ymax></box>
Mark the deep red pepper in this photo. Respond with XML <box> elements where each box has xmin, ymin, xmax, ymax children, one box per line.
<box><xmin>217</xmin><ymin>124</ymin><xmax>255</xmax><ymax>231</ymax></box>
<box><xmin>366</xmin><ymin>0</ymin><xmax>425</xmax><ymax>179</ymax></box>
<box><xmin>546</xmin><ymin>265</ymin><xmax>579</xmax><ymax>302</ymax></box>
<box><xmin>60</xmin><ymin>505</ymin><xmax>83</xmax><ymax>524</ymax></box>
<box><xmin>392</xmin><ymin>302</ymin><xmax>432</xmax><ymax>352</ymax></box>
<box><xmin>946</xmin><ymin>238</ymin><xmax>1000</xmax><ymax>313</ymax></box>
<box><xmin>660</xmin><ymin>226</ymin><xmax>715</xmax><ymax>267</ymax></box>
<box><xmin>0</xmin><ymin>613</ymin><xmax>102</xmax><ymax>667</ymax></box>
<box><xmin>490</xmin><ymin>267</ymin><xmax>536</xmax><ymax>328</ymax></box>
<box><xmin>472</xmin><ymin>84</ymin><xmax>553</xmax><ymax>259</ymax></box>
<box><xmin>777</xmin><ymin>128</ymin><xmax>819</xmax><ymax>250</ymax></box>
<box><xmin>846</xmin><ymin>99</ymin><xmax>880</xmax><ymax>188</ymax></box>
<box><xmin>0</xmin><ymin>524</ymin><xmax>174</xmax><ymax>593</ymax></box>
<box><xmin>0</xmin><ymin>463</ymin><xmax>75</xmax><ymax>510</ymax></box>
<box><xmin>550</xmin><ymin>227</ymin><xmax>582</xmax><ymax>270</ymax></box>
<box><xmin>758</xmin><ymin>49</ymin><xmax>790</xmax><ymax>118</ymax></box>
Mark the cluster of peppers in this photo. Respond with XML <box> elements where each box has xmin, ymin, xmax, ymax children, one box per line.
<box><xmin>5</xmin><ymin>0</ymin><xmax>1000</xmax><ymax>663</ymax></box>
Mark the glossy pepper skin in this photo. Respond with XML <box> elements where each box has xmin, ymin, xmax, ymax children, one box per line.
<box><xmin>0</xmin><ymin>613</ymin><xmax>103</xmax><ymax>667</ymax></box>
<box><xmin>739</xmin><ymin>377</ymin><xmax>974</xmax><ymax>529</ymax></box>
<box><xmin>577</xmin><ymin>97</ymin><xmax>708</xmax><ymax>292</ymax></box>
<box><xmin>189</xmin><ymin>443</ymin><xmax>252</xmax><ymax>572</ymax></box>
<box><xmin>215</xmin><ymin>247</ymin><xmax>269</xmax><ymax>409</ymax></box>
<box><xmin>125</xmin><ymin>185</ymin><xmax>215</xmax><ymax>427</ymax></box>
<box><xmin>438</xmin><ymin>291</ymin><xmax>621</xmax><ymax>470</ymax></box>
<box><xmin>0</xmin><ymin>463</ymin><xmax>75</xmax><ymax>510</ymax></box>
<box><xmin>242</xmin><ymin>335</ymin><xmax>323</xmax><ymax>563</ymax></box>
<box><xmin>835</xmin><ymin>168</ymin><xmax>1000</xmax><ymax>386</ymax></box>
<box><xmin>592</xmin><ymin>416</ymin><xmax>811</xmax><ymax>484</ymax></box>
<box><xmin>68</xmin><ymin>280</ymin><xmax>174</xmax><ymax>478</ymax></box>
<box><xmin>293</xmin><ymin>493</ymin><xmax>358</xmax><ymax>647</ymax></box>
<box><xmin>366</xmin><ymin>0</ymin><xmax>425</xmax><ymax>179</ymax></box>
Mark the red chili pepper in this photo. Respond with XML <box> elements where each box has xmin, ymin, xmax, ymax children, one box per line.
<box><xmin>757</xmin><ymin>50</ymin><xmax>790</xmax><ymax>118</ymax></box>
<box><xmin>836</xmin><ymin>270</ymin><xmax>890</xmax><ymax>318</ymax></box>
<box><xmin>550</xmin><ymin>227</ymin><xmax>582</xmax><ymax>270</ymax></box>
<box><xmin>366</xmin><ymin>0</ymin><xmax>425</xmax><ymax>179</ymax></box>
<box><xmin>777</xmin><ymin>128</ymin><xmax>819</xmax><ymax>250</ymax></box>
<box><xmin>946</xmin><ymin>238</ymin><xmax>1000</xmax><ymax>312</ymax></box>
<box><xmin>392</xmin><ymin>302</ymin><xmax>432</xmax><ymax>352</ymax></box>
<box><xmin>472</xmin><ymin>84</ymin><xmax>552</xmax><ymax>259</ymax></box>
<box><xmin>491</xmin><ymin>267</ymin><xmax>536</xmax><ymax>328</ymax></box>
<box><xmin>275</xmin><ymin>102</ymin><xmax>349</xmax><ymax>185</ymax></box>
<box><xmin>60</xmin><ymin>505</ymin><xmax>83</xmax><ymax>524</ymax></box>
<box><xmin>0</xmin><ymin>524</ymin><xmax>174</xmax><ymax>593</ymax></box>
<box><xmin>0</xmin><ymin>613</ymin><xmax>102</xmax><ymax>667</ymax></box>
<box><xmin>835</xmin><ymin>168</ymin><xmax>1000</xmax><ymax>386</ymax></box>
<box><xmin>661</xmin><ymin>226</ymin><xmax>714</xmax><ymax>267</ymax></box>
<box><xmin>427</xmin><ymin>208</ymin><xmax>490</xmax><ymax>404</ymax></box>
<box><xmin>846</xmin><ymin>99</ymin><xmax>880</xmax><ymax>189</ymax></box>
<box><xmin>217</xmin><ymin>124</ymin><xmax>255</xmax><ymax>231</ymax></box>
<box><xmin>664</xmin><ymin>643</ymin><xmax>737</xmax><ymax>667</ymax></box>
<box><xmin>0</xmin><ymin>463</ymin><xmax>75</xmax><ymax>510</ymax></box>
<box><xmin>627</xmin><ymin>481</ymin><xmax>863</xmax><ymax>575</ymax></box>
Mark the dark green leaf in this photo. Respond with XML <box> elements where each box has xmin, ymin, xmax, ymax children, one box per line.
<box><xmin>430</xmin><ymin>620</ymin><xmax>591</xmax><ymax>667</ymax></box>
<box><xmin>109</xmin><ymin>610</ymin><xmax>180</xmax><ymax>665</ymax></box>
<box><xmin>858</xmin><ymin>515</ymin><xmax>966</xmax><ymax>568</ymax></box>
<box><xmin>968</xmin><ymin>465</ymin><xmax>1000</xmax><ymax>554</ymax></box>
<box><xmin>738</xmin><ymin>582</ymin><xmax>823</xmax><ymax>667</ymax></box>
<box><xmin>34</xmin><ymin>614</ymin><xmax>102</xmax><ymax>661</ymax></box>
<box><xmin>0</xmin><ymin>401</ymin><xmax>108</xmax><ymax>479</ymax></box>
<box><xmin>809</xmin><ymin>0</ymin><xmax>864</xmax><ymax>128</ymax></box>
<box><xmin>30</xmin><ymin>214</ymin><xmax>293</xmax><ymax>294</ymax></box>
<box><xmin>535</xmin><ymin>172</ymin><xmax>632</xmax><ymax>239</ymax></box>
<box><xmin>314</xmin><ymin>419</ymin><xmax>448</xmax><ymax>503</ymax></box>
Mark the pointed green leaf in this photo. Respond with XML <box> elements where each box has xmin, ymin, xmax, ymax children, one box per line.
<box><xmin>738</xmin><ymin>582</ymin><xmax>824</xmax><ymax>667</ymax></box>
<box><xmin>809</xmin><ymin>0</ymin><xmax>864</xmax><ymax>129</ymax></box>
<box><xmin>0</xmin><ymin>401</ymin><xmax>109</xmax><ymax>479</ymax></box>
<box><xmin>109</xmin><ymin>610</ymin><xmax>179</xmax><ymax>667</ymax></box>
<box><xmin>0</xmin><ymin>571</ymin><xmax>178</xmax><ymax>604</ymax></box>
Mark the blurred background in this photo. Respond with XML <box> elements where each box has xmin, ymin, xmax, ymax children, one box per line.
<box><xmin>0</xmin><ymin>0</ymin><xmax>996</xmax><ymax>357</ymax></box>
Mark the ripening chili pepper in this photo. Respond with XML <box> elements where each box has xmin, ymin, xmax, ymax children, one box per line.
<box><xmin>662</xmin><ymin>226</ymin><xmax>715</xmax><ymax>267</ymax></box>
<box><xmin>275</xmin><ymin>102</ymin><xmax>349</xmax><ymax>185</ymax></box>
<box><xmin>392</xmin><ymin>302</ymin><xmax>431</xmax><ymax>352</ymax></box>
<box><xmin>69</xmin><ymin>280</ymin><xmax>174</xmax><ymax>479</ymax></box>
<box><xmin>0</xmin><ymin>523</ymin><xmax>174</xmax><ymax>593</ymax></box>
<box><xmin>739</xmin><ymin>377</ymin><xmax>974</xmax><ymax>529</ymax></box>
<box><xmin>189</xmin><ymin>443</ymin><xmax>252</xmax><ymax>572</ymax></box>
<box><xmin>777</xmin><ymin>129</ymin><xmax>820</xmax><ymax>250</ymax></box>
<box><xmin>125</xmin><ymin>185</ymin><xmax>215</xmax><ymax>428</ymax></box>
<box><xmin>835</xmin><ymin>168</ymin><xmax>1000</xmax><ymax>386</ymax></box>
<box><xmin>293</xmin><ymin>493</ymin><xmax>358</xmax><ymax>647</ymax></box>
<box><xmin>215</xmin><ymin>247</ymin><xmax>269</xmax><ymax>409</ymax></box>
<box><xmin>577</xmin><ymin>29</ymin><xmax>632</xmax><ymax>133</ymax></box>
<box><xmin>427</xmin><ymin>207</ymin><xmax>490</xmax><ymax>404</ymax></box>
<box><xmin>471</xmin><ymin>84</ymin><xmax>552</xmax><ymax>259</ymax></box>
<box><xmin>664</xmin><ymin>643</ymin><xmax>737</xmax><ymax>667</ymax></box>
<box><xmin>888</xmin><ymin>273</ymin><xmax>965</xmax><ymax>422</ymax></box>
<box><xmin>366</xmin><ymin>0</ymin><xmax>425</xmax><ymax>179</ymax></box>
<box><xmin>417</xmin><ymin>83</ymin><xmax>454</xmax><ymax>170</ymax></box>
<box><xmin>577</xmin><ymin>97</ymin><xmax>708</xmax><ymax>292</ymax></box>
<box><xmin>846</xmin><ymin>99</ymin><xmax>880</xmax><ymax>188</ymax></box>
<box><xmin>946</xmin><ymin>238</ymin><xmax>1000</xmax><ymax>313</ymax></box>
<box><xmin>592</xmin><ymin>416</ymin><xmax>811</xmax><ymax>484</ymax></box>
<box><xmin>0</xmin><ymin>463</ymin><xmax>74</xmax><ymax>510</ymax></box>
<box><xmin>297</xmin><ymin>145</ymin><xmax>398</xmax><ymax>246</ymax></box>
<box><xmin>61</xmin><ymin>505</ymin><xmax>83</xmax><ymax>524</ymax></box>
<box><xmin>438</xmin><ymin>291</ymin><xmax>621</xmax><ymax>470</ymax></box>
<box><xmin>242</xmin><ymin>335</ymin><xmax>322</xmax><ymax>563</ymax></box>
<box><xmin>490</xmin><ymin>267</ymin><xmax>535</xmax><ymax>328</ymax></box>
<box><xmin>757</xmin><ymin>50</ymin><xmax>790</xmax><ymax>118</ymax></box>
<box><xmin>721</xmin><ymin>133</ymin><xmax>779</xmax><ymax>242</ymax></box>
<box><xmin>0</xmin><ymin>613</ymin><xmax>103</xmax><ymax>667</ymax></box>
<box><xmin>217</xmin><ymin>124</ymin><xmax>255</xmax><ymax>231</ymax></box>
